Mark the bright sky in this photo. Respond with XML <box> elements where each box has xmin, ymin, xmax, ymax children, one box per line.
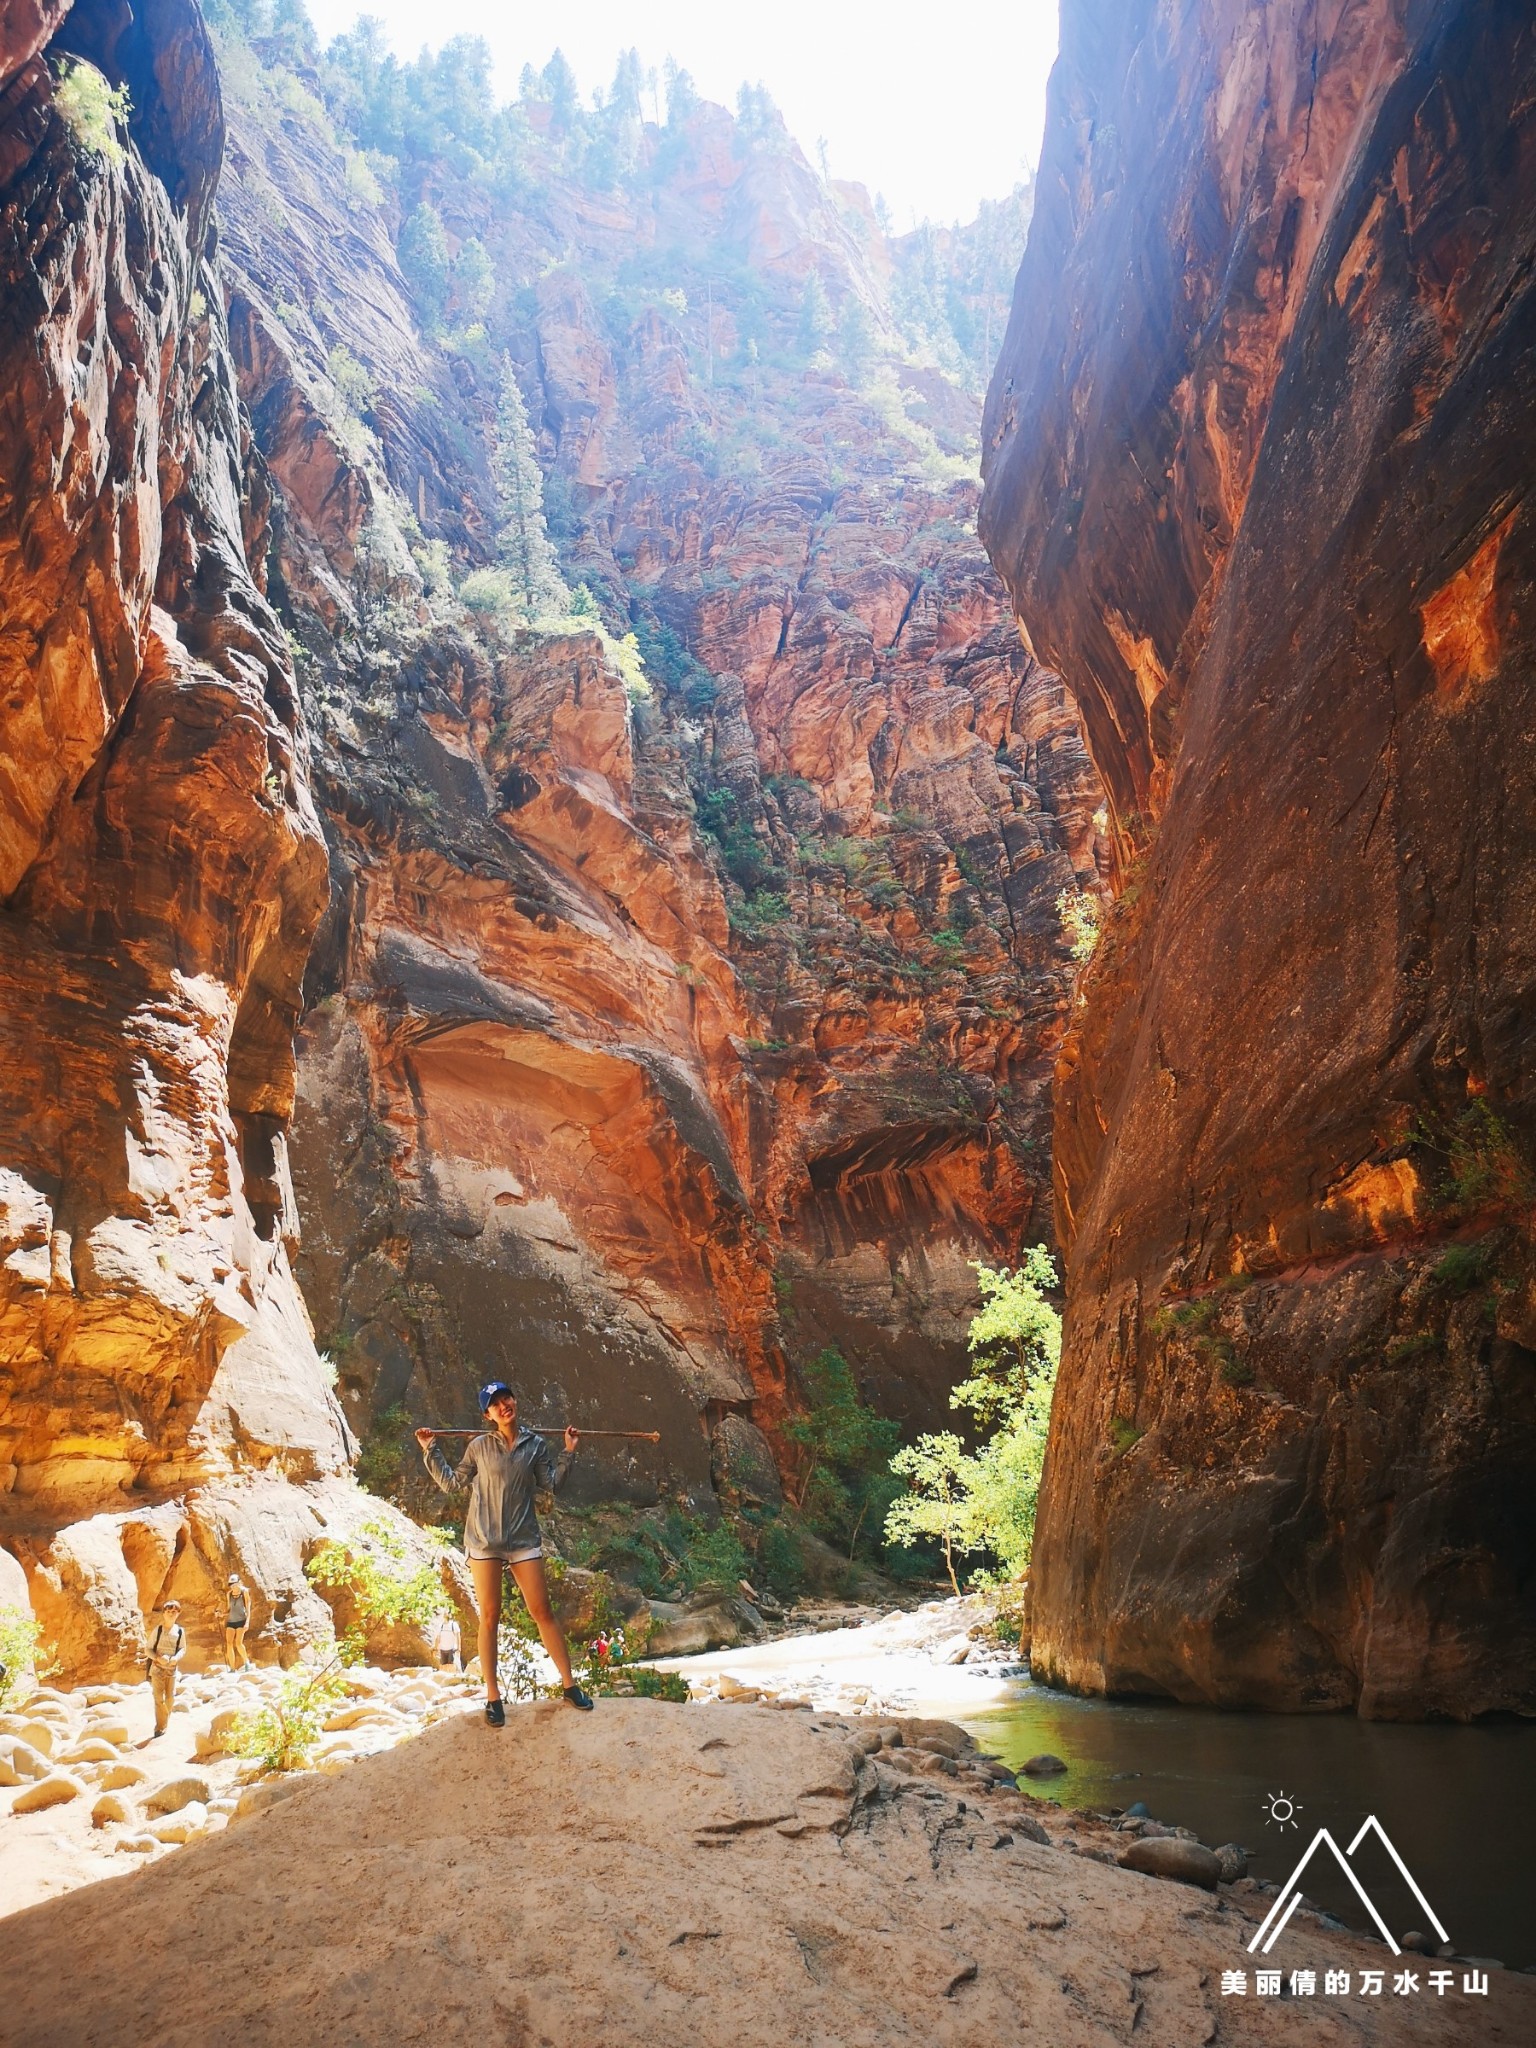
<box><xmin>304</xmin><ymin>1</ymin><xmax>1060</xmax><ymax>228</ymax></box>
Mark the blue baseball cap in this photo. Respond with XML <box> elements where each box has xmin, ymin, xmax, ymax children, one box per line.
<box><xmin>479</xmin><ymin>1381</ymin><xmax>515</xmax><ymax>1412</ymax></box>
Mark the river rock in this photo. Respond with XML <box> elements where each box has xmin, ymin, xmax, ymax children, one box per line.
<box><xmin>151</xmin><ymin>1801</ymin><xmax>208</xmax><ymax>1844</ymax></box>
<box><xmin>1213</xmin><ymin>1843</ymin><xmax>1248</xmax><ymax>1883</ymax></box>
<box><xmin>193</xmin><ymin>1709</ymin><xmax>246</xmax><ymax>1759</ymax></box>
<box><xmin>0</xmin><ymin>1737</ymin><xmax>48</xmax><ymax>1784</ymax></box>
<box><xmin>91</xmin><ymin>1793</ymin><xmax>132</xmax><ymax>1828</ymax></box>
<box><xmin>96</xmin><ymin>1763</ymin><xmax>147</xmax><ymax>1792</ymax></box>
<box><xmin>1119</xmin><ymin>1838</ymin><xmax>1222</xmax><ymax>1890</ymax></box>
<box><xmin>235</xmin><ymin>1773</ymin><xmax>319</xmax><ymax>1821</ymax></box>
<box><xmin>11</xmin><ymin>1772</ymin><xmax>86</xmax><ymax>1813</ymax></box>
<box><xmin>61</xmin><ymin>1739</ymin><xmax>123</xmax><ymax>1766</ymax></box>
<box><xmin>144</xmin><ymin>1773</ymin><xmax>214</xmax><ymax>1817</ymax></box>
<box><xmin>1020</xmin><ymin>1754</ymin><xmax>1068</xmax><ymax>1778</ymax></box>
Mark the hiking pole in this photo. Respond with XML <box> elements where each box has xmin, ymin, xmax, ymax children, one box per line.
<box><xmin>424</xmin><ymin>1428</ymin><xmax>662</xmax><ymax>1442</ymax></box>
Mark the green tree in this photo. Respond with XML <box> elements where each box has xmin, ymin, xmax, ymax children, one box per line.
<box><xmin>884</xmin><ymin>1252</ymin><xmax>1061</xmax><ymax>1586</ymax></box>
<box><xmin>450</xmin><ymin>236</ymin><xmax>494</xmax><ymax>327</ymax></box>
<box><xmin>953</xmin><ymin>1248</ymin><xmax>1061</xmax><ymax>1425</ymax></box>
<box><xmin>796</xmin><ymin>272</ymin><xmax>833</xmax><ymax>360</ymax></box>
<box><xmin>540</xmin><ymin>49</ymin><xmax>580</xmax><ymax>130</ymax></box>
<box><xmin>397</xmin><ymin>202</ymin><xmax>451</xmax><ymax>334</ymax></box>
<box><xmin>306</xmin><ymin>1516</ymin><xmax>448</xmax><ymax>1658</ymax></box>
<box><xmin>836</xmin><ymin>295</ymin><xmax>875</xmax><ymax>385</ymax></box>
<box><xmin>885</xmin><ymin>1433</ymin><xmax>975</xmax><ymax>1594</ymax></box>
<box><xmin>491</xmin><ymin>356</ymin><xmax>568</xmax><ymax>620</ymax></box>
<box><xmin>782</xmin><ymin>1347</ymin><xmax>901</xmax><ymax>1556</ymax></box>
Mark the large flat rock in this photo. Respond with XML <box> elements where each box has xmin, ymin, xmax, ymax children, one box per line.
<box><xmin>0</xmin><ymin>1699</ymin><xmax>1526</xmax><ymax>2045</ymax></box>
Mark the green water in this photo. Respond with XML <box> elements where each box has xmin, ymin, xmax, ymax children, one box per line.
<box><xmin>959</xmin><ymin>1686</ymin><xmax>1536</xmax><ymax>1970</ymax></box>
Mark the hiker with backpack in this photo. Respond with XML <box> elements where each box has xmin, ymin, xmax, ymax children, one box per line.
<box><xmin>145</xmin><ymin>1600</ymin><xmax>185</xmax><ymax>1737</ymax></box>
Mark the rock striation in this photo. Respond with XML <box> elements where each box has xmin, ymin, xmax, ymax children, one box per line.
<box><xmin>0</xmin><ymin>1</ymin><xmax>438</xmax><ymax>1675</ymax></box>
<box><xmin>981</xmin><ymin>0</ymin><xmax>1536</xmax><ymax>1715</ymax></box>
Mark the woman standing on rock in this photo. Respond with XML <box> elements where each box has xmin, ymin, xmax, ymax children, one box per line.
<box><xmin>416</xmin><ymin>1383</ymin><xmax>593</xmax><ymax>1725</ymax></box>
<box><xmin>224</xmin><ymin>1572</ymin><xmax>253</xmax><ymax>1671</ymax></box>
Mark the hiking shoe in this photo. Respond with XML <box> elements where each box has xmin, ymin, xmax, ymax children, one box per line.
<box><xmin>563</xmin><ymin>1684</ymin><xmax>594</xmax><ymax>1711</ymax></box>
<box><xmin>485</xmin><ymin>1699</ymin><xmax>506</xmax><ymax>1727</ymax></box>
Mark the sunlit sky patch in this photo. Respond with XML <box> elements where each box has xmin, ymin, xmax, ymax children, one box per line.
<box><xmin>304</xmin><ymin>0</ymin><xmax>1060</xmax><ymax>229</ymax></box>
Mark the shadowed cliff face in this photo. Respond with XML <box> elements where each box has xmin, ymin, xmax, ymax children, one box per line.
<box><xmin>0</xmin><ymin>3</ymin><xmax>447</xmax><ymax>1679</ymax></box>
<box><xmin>982</xmin><ymin>0</ymin><xmax>1536</xmax><ymax>1717</ymax></box>
<box><xmin>201</xmin><ymin>31</ymin><xmax>1104</xmax><ymax>1494</ymax></box>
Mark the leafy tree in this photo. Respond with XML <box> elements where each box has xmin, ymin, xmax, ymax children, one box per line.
<box><xmin>397</xmin><ymin>201</ymin><xmax>451</xmax><ymax>334</ymax></box>
<box><xmin>782</xmin><ymin>1347</ymin><xmax>900</xmax><ymax>1557</ymax></box>
<box><xmin>953</xmin><ymin>1248</ymin><xmax>1061</xmax><ymax>1425</ymax></box>
<box><xmin>491</xmin><ymin>356</ymin><xmax>568</xmax><ymax>620</ymax></box>
<box><xmin>307</xmin><ymin>1515</ymin><xmax>448</xmax><ymax>1658</ymax></box>
<box><xmin>229</xmin><ymin>1661</ymin><xmax>348</xmax><ymax>1773</ymax></box>
<box><xmin>885</xmin><ymin>1433</ymin><xmax>974</xmax><ymax>1594</ymax></box>
<box><xmin>884</xmin><ymin>1252</ymin><xmax>1061</xmax><ymax>1586</ymax></box>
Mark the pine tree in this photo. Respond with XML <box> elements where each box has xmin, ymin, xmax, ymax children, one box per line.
<box><xmin>491</xmin><ymin>357</ymin><xmax>567</xmax><ymax>621</ymax></box>
<box><xmin>796</xmin><ymin>273</ymin><xmax>833</xmax><ymax>360</ymax></box>
<box><xmin>397</xmin><ymin>203</ymin><xmax>450</xmax><ymax>335</ymax></box>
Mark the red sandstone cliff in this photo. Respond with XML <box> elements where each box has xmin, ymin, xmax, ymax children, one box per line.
<box><xmin>203</xmin><ymin>24</ymin><xmax>1103</xmax><ymax>1500</ymax></box>
<box><xmin>0</xmin><ymin>0</ymin><xmax>448</xmax><ymax>1675</ymax></box>
<box><xmin>981</xmin><ymin>0</ymin><xmax>1536</xmax><ymax>1716</ymax></box>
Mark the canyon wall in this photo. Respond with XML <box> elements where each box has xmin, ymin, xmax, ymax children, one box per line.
<box><xmin>981</xmin><ymin>0</ymin><xmax>1536</xmax><ymax>1716</ymax></box>
<box><xmin>0</xmin><ymin>1</ymin><xmax>449</xmax><ymax>1675</ymax></box>
<box><xmin>203</xmin><ymin>20</ymin><xmax>1102</xmax><ymax>1505</ymax></box>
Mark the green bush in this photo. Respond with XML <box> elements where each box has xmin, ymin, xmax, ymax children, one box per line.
<box><xmin>52</xmin><ymin>59</ymin><xmax>131</xmax><ymax>164</ymax></box>
<box><xmin>230</xmin><ymin>1660</ymin><xmax>347</xmax><ymax>1774</ymax></box>
<box><xmin>306</xmin><ymin>1516</ymin><xmax>447</xmax><ymax>1657</ymax></box>
<box><xmin>624</xmin><ymin>1667</ymin><xmax>689</xmax><ymax>1702</ymax></box>
<box><xmin>1432</xmin><ymin>1241</ymin><xmax>1493</xmax><ymax>1294</ymax></box>
<box><xmin>1108</xmin><ymin>1415</ymin><xmax>1144</xmax><ymax>1453</ymax></box>
<box><xmin>0</xmin><ymin>1606</ymin><xmax>48</xmax><ymax>1709</ymax></box>
<box><xmin>784</xmin><ymin>1347</ymin><xmax>900</xmax><ymax>1558</ymax></box>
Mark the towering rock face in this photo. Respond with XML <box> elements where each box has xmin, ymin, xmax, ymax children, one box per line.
<box><xmin>0</xmin><ymin>2</ymin><xmax>437</xmax><ymax>1677</ymax></box>
<box><xmin>982</xmin><ymin>0</ymin><xmax>1536</xmax><ymax>1716</ymax></box>
<box><xmin>201</xmin><ymin>25</ymin><xmax>1103</xmax><ymax>1496</ymax></box>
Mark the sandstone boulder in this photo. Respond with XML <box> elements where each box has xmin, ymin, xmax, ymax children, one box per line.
<box><xmin>11</xmin><ymin>1772</ymin><xmax>86</xmax><ymax>1813</ymax></box>
<box><xmin>1118</xmin><ymin>1838</ymin><xmax>1222</xmax><ymax>1891</ymax></box>
<box><xmin>144</xmin><ymin>1773</ymin><xmax>214</xmax><ymax>1817</ymax></box>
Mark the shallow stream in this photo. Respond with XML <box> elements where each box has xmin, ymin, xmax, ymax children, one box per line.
<box><xmin>959</xmin><ymin>1687</ymin><xmax>1535</xmax><ymax>1970</ymax></box>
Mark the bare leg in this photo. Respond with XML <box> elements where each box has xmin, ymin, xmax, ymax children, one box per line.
<box><xmin>223</xmin><ymin>1627</ymin><xmax>238</xmax><ymax>1672</ymax></box>
<box><xmin>469</xmin><ymin>1558</ymin><xmax>505</xmax><ymax>1702</ymax></box>
<box><xmin>509</xmin><ymin>1557</ymin><xmax>574</xmax><ymax>1689</ymax></box>
<box><xmin>234</xmin><ymin>1625</ymin><xmax>250</xmax><ymax>1669</ymax></box>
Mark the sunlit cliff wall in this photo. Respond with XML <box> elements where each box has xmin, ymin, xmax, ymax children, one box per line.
<box><xmin>981</xmin><ymin>0</ymin><xmax>1536</xmax><ymax>1716</ymax></box>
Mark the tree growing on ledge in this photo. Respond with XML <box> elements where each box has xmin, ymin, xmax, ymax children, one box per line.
<box><xmin>491</xmin><ymin>356</ymin><xmax>569</xmax><ymax>621</ymax></box>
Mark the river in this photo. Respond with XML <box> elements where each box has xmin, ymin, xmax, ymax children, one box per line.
<box><xmin>958</xmin><ymin>1686</ymin><xmax>1536</xmax><ymax>1971</ymax></box>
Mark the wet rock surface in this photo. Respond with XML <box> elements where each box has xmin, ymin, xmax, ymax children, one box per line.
<box><xmin>980</xmin><ymin>0</ymin><xmax>1536</xmax><ymax>1716</ymax></box>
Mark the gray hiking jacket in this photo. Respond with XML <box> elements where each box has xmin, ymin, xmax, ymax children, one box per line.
<box><xmin>423</xmin><ymin>1428</ymin><xmax>572</xmax><ymax>1556</ymax></box>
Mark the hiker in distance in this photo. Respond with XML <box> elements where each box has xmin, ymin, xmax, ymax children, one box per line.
<box><xmin>416</xmin><ymin>1383</ymin><xmax>593</xmax><ymax>1724</ymax></box>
